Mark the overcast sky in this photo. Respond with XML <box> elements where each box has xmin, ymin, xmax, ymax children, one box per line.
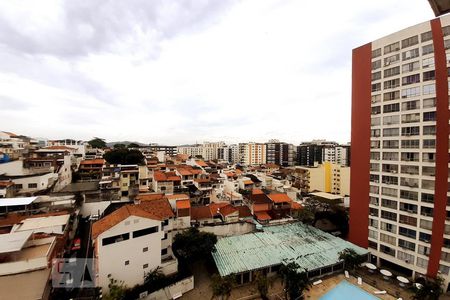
<box><xmin>0</xmin><ymin>0</ymin><xmax>435</xmax><ymax>145</ymax></box>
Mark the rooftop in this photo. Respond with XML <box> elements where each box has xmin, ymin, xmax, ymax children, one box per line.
<box><xmin>212</xmin><ymin>222</ymin><xmax>368</xmax><ymax>276</ymax></box>
<box><xmin>80</xmin><ymin>159</ymin><xmax>105</xmax><ymax>165</ymax></box>
<box><xmin>310</xmin><ymin>192</ymin><xmax>344</xmax><ymax>200</ymax></box>
<box><xmin>0</xmin><ymin>231</ymin><xmax>32</xmax><ymax>253</ymax></box>
<box><xmin>0</xmin><ymin>196</ymin><xmax>38</xmax><ymax>207</ymax></box>
<box><xmin>176</xmin><ymin>199</ymin><xmax>191</xmax><ymax>210</ymax></box>
<box><xmin>138</xmin><ymin>198</ymin><xmax>175</xmax><ymax>220</ymax></box>
<box><xmin>268</xmin><ymin>193</ymin><xmax>292</xmax><ymax>203</ymax></box>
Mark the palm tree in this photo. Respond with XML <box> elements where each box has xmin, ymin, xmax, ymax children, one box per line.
<box><xmin>279</xmin><ymin>262</ymin><xmax>310</xmax><ymax>300</ymax></box>
<box><xmin>412</xmin><ymin>276</ymin><xmax>444</xmax><ymax>300</ymax></box>
<box><xmin>338</xmin><ymin>248</ymin><xmax>366</xmax><ymax>270</ymax></box>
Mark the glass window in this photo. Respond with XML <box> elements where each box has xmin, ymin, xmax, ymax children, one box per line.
<box><xmin>401</xmin><ymin>100</ymin><xmax>420</xmax><ymax>111</ymax></box>
<box><xmin>402</xmin><ymin>74</ymin><xmax>420</xmax><ymax>85</ymax></box>
<box><xmin>384</xmin><ymin>66</ymin><xmax>400</xmax><ymax>78</ymax></box>
<box><xmin>423</xmin><ymin>111</ymin><xmax>436</xmax><ymax>122</ymax></box>
<box><xmin>402</xmin><ymin>48</ymin><xmax>419</xmax><ymax>61</ymax></box>
<box><xmin>372</xmin><ymin>71</ymin><xmax>382</xmax><ymax>81</ymax></box>
<box><xmin>402</xmin><ymin>61</ymin><xmax>420</xmax><ymax>73</ymax></box>
<box><xmin>384</xmin><ymin>42</ymin><xmax>400</xmax><ymax>55</ymax></box>
<box><xmin>372</xmin><ymin>59</ymin><xmax>381</xmax><ymax>70</ymax></box>
<box><xmin>384</xmin><ymin>79</ymin><xmax>400</xmax><ymax>89</ymax></box>
<box><xmin>372</xmin><ymin>48</ymin><xmax>382</xmax><ymax>58</ymax></box>
<box><xmin>423</xmin><ymin>97</ymin><xmax>436</xmax><ymax>108</ymax></box>
<box><xmin>423</xmin><ymin>70</ymin><xmax>435</xmax><ymax>81</ymax></box>
<box><xmin>421</xmin><ymin>31</ymin><xmax>432</xmax><ymax>42</ymax></box>
<box><xmin>422</xmin><ymin>44</ymin><xmax>434</xmax><ymax>55</ymax></box>
<box><xmin>402</xmin><ymin>35</ymin><xmax>419</xmax><ymax>48</ymax></box>
<box><xmin>422</xmin><ymin>57</ymin><xmax>435</xmax><ymax>69</ymax></box>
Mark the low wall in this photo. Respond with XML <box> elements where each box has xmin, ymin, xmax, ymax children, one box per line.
<box><xmin>199</xmin><ymin>221</ymin><xmax>255</xmax><ymax>237</ymax></box>
<box><xmin>80</xmin><ymin>201</ymin><xmax>110</xmax><ymax>217</ymax></box>
<box><xmin>0</xmin><ymin>257</ymin><xmax>47</xmax><ymax>276</ymax></box>
<box><xmin>143</xmin><ymin>276</ymin><xmax>194</xmax><ymax>300</ymax></box>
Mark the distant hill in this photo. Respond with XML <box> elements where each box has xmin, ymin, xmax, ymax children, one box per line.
<box><xmin>106</xmin><ymin>141</ymin><xmax>147</xmax><ymax>147</ymax></box>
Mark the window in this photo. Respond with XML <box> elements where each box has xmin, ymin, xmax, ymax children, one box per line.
<box><xmin>423</xmin><ymin>70</ymin><xmax>435</xmax><ymax>81</ymax></box>
<box><xmin>125</xmin><ymin>260</ymin><xmax>130</xmax><ymax>265</ymax></box>
<box><xmin>371</xmin><ymin>129</ymin><xmax>380</xmax><ymax>137</ymax></box>
<box><xmin>132</xmin><ymin>226</ymin><xmax>158</xmax><ymax>238</ymax></box>
<box><xmin>439</xmin><ymin>265</ymin><xmax>450</xmax><ymax>275</ymax></box>
<box><xmin>369</xmin><ymin>229</ymin><xmax>378</xmax><ymax>239</ymax></box>
<box><xmin>423</xmin><ymin>84</ymin><xmax>436</xmax><ymax>95</ymax></box>
<box><xmin>423</xmin><ymin>139</ymin><xmax>435</xmax><ymax>148</ymax></box>
<box><xmin>372</xmin><ymin>48</ymin><xmax>382</xmax><ymax>58</ymax></box>
<box><xmin>419</xmin><ymin>232</ymin><xmax>432</xmax><ymax>242</ymax></box>
<box><xmin>372</xmin><ymin>59</ymin><xmax>381</xmax><ymax>70</ymax></box>
<box><xmin>382</xmin><ymin>187</ymin><xmax>398</xmax><ymax>197</ymax></box>
<box><xmin>371</xmin><ymin>106</ymin><xmax>381</xmax><ymax>115</ymax></box>
<box><xmin>162</xmin><ymin>233</ymin><xmax>168</xmax><ymax>240</ymax></box>
<box><xmin>382</xmin><ymin>163</ymin><xmax>398</xmax><ymax>173</ymax></box>
<box><xmin>400</xmin><ymin>177</ymin><xmax>419</xmax><ymax>188</ymax></box>
<box><xmin>102</xmin><ymin>233</ymin><xmax>130</xmax><ymax>246</ymax></box>
<box><xmin>372</xmin><ymin>71</ymin><xmax>381</xmax><ymax>81</ymax></box>
<box><xmin>401</xmin><ymin>165</ymin><xmax>419</xmax><ymax>175</ymax></box>
<box><xmin>402</xmin><ymin>61</ymin><xmax>420</xmax><ymax>73</ymax></box>
<box><xmin>143</xmin><ymin>263</ymin><xmax>149</xmax><ymax>269</ymax></box>
<box><xmin>399</xmin><ymin>214</ymin><xmax>417</xmax><ymax>226</ymax></box>
<box><xmin>161</xmin><ymin>248</ymin><xmax>168</xmax><ymax>255</ymax></box>
<box><xmin>402</xmin><ymin>48</ymin><xmax>419</xmax><ymax>61</ymax></box>
<box><xmin>402</xmin><ymin>35</ymin><xmax>419</xmax><ymax>48</ymax></box>
<box><xmin>381</xmin><ymin>210</ymin><xmax>397</xmax><ymax>221</ymax></box>
<box><xmin>383</xmin><ymin>103</ymin><xmax>400</xmax><ymax>113</ymax></box>
<box><xmin>445</xmin><ymin>39</ymin><xmax>450</xmax><ymax>50</ymax></box>
<box><xmin>371</xmin><ymin>117</ymin><xmax>381</xmax><ymax>126</ymax></box>
<box><xmin>382</xmin><ymin>140</ymin><xmax>399</xmax><ymax>149</ymax></box>
<box><xmin>423</xmin><ymin>111</ymin><xmax>436</xmax><ymax>122</ymax></box>
<box><xmin>400</xmin><ymin>202</ymin><xmax>418</xmax><ymax>213</ymax></box>
<box><xmin>421</xmin><ymin>207</ymin><xmax>434</xmax><ymax>217</ymax></box>
<box><xmin>423</xmin><ymin>125</ymin><xmax>436</xmax><ymax>135</ymax></box>
<box><xmin>380</xmin><ymin>244</ymin><xmax>395</xmax><ymax>257</ymax></box>
<box><xmin>418</xmin><ymin>245</ymin><xmax>431</xmax><ymax>256</ymax></box>
<box><xmin>28</xmin><ymin>183</ymin><xmax>37</xmax><ymax>189</ymax></box>
<box><xmin>380</xmin><ymin>233</ymin><xmax>396</xmax><ymax>245</ymax></box>
<box><xmin>382</xmin><ymin>152</ymin><xmax>398</xmax><ymax>161</ymax></box>
<box><xmin>370</xmin><ymin>163</ymin><xmax>380</xmax><ymax>172</ymax></box>
<box><xmin>401</xmin><ymin>113</ymin><xmax>420</xmax><ymax>123</ymax></box>
<box><xmin>380</xmin><ymin>221</ymin><xmax>396</xmax><ymax>233</ymax></box>
<box><xmin>384</xmin><ymin>66</ymin><xmax>400</xmax><ymax>78</ymax></box>
<box><xmin>421</xmin><ymin>31</ymin><xmax>432</xmax><ymax>42</ymax></box>
<box><xmin>420</xmin><ymin>219</ymin><xmax>433</xmax><ymax>230</ymax></box>
<box><xmin>15</xmin><ymin>184</ymin><xmax>23</xmax><ymax>189</ymax></box>
<box><xmin>383</xmin><ymin>128</ymin><xmax>399</xmax><ymax>137</ymax></box>
<box><xmin>423</xmin><ymin>152</ymin><xmax>435</xmax><ymax>162</ymax></box>
<box><xmin>423</xmin><ymin>97</ymin><xmax>436</xmax><ymax>108</ymax></box>
<box><xmin>422</xmin><ymin>179</ymin><xmax>435</xmax><ymax>190</ymax></box>
<box><xmin>384</xmin><ymin>79</ymin><xmax>400</xmax><ymax>89</ymax></box>
<box><xmin>422</xmin><ymin>167</ymin><xmax>435</xmax><ymax>177</ymax></box>
<box><xmin>402</xmin><ymin>74</ymin><xmax>420</xmax><ymax>86</ymax></box>
<box><xmin>422</xmin><ymin>44</ymin><xmax>434</xmax><ymax>55</ymax></box>
<box><xmin>383</xmin><ymin>91</ymin><xmax>400</xmax><ymax>101</ymax></box>
<box><xmin>400</xmin><ymin>190</ymin><xmax>418</xmax><ymax>200</ymax></box>
<box><xmin>381</xmin><ymin>198</ymin><xmax>398</xmax><ymax>209</ymax></box>
<box><xmin>401</xmin><ymin>87</ymin><xmax>421</xmax><ymax>98</ymax></box>
<box><xmin>422</xmin><ymin>57</ymin><xmax>435</xmax><ymax>69</ymax></box>
<box><xmin>384</xmin><ymin>42</ymin><xmax>400</xmax><ymax>54</ymax></box>
<box><xmin>399</xmin><ymin>227</ymin><xmax>417</xmax><ymax>239</ymax></box>
<box><xmin>398</xmin><ymin>239</ymin><xmax>415</xmax><ymax>251</ymax></box>
<box><xmin>401</xmin><ymin>126</ymin><xmax>420</xmax><ymax>136</ymax></box>
<box><xmin>372</xmin><ymin>83</ymin><xmax>381</xmax><ymax>92</ymax></box>
<box><xmin>398</xmin><ymin>251</ymin><xmax>414</xmax><ymax>264</ymax></box>
<box><xmin>384</xmin><ymin>54</ymin><xmax>400</xmax><ymax>66</ymax></box>
<box><xmin>383</xmin><ymin>115</ymin><xmax>399</xmax><ymax>125</ymax></box>
<box><xmin>371</xmin><ymin>94</ymin><xmax>381</xmax><ymax>104</ymax></box>
<box><xmin>371</xmin><ymin>152</ymin><xmax>381</xmax><ymax>160</ymax></box>
<box><xmin>143</xmin><ymin>247</ymin><xmax>148</xmax><ymax>252</ymax></box>
<box><xmin>369</xmin><ymin>218</ymin><xmax>379</xmax><ymax>228</ymax></box>
<box><xmin>402</xmin><ymin>140</ymin><xmax>420</xmax><ymax>149</ymax></box>
<box><xmin>401</xmin><ymin>100</ymin><xmax>420</xmax><ymax>110</ymax></box>
<box><xmin>417</xmin><ymin>257</ymin><xmax>429</xmax><ymax>269</ymax></box>
<box><xmin>443</xmin><ymin>25</ymin><xmax>450</xmax><ymax>36</ymax></box>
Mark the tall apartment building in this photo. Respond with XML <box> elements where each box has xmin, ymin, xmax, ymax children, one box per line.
<box><xmin>296</xmin><ymin>140</ymin><xmax>350</xmax><ymax>167</ymax></box>
<box><xmin>217</xmin><ymin>144</ymin><xmax>239</xmax><ymax>164</ymax></box>
<box><xmin>202</xmin><ymin>141</ymin><xmax>225</xmax><ymax>161</ymax></box>
<box><xmin>177</xmin><ymin>144</ymin><xmax>203</xmax><ymax>158</ymax></box>
<box><xmin>238</xmin><ymin>143</ymin><xmax>266</xmax><ymax>165</ymax></box>
<box><xmin>265</xmin><ymin>140</ymin><xmax>295</xmax><ymax>167</ymax></box>
<box><xmin>349</xmin><ymin>15</ymin><xmax>450</xmax><ymax>289</ymax></box>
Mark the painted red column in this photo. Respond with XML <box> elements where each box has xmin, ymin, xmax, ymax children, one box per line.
<box><xmin>427</xmin><ymin>18</ymin><xmax>450</xmax><ymax>278</ymax></box>
<box><xmin>349</xmin><ymin>43</ymin><xmax>372</xmax><ymax>248</ymax></box>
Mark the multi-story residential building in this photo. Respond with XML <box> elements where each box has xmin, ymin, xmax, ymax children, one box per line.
<box><xmin>148</xmin><ymin>144</ymin><xmax>177</xmax><ymax>157</ymax></box>
<box><xmin>177</xmin><ymin>144</ymin><xmax>203</xmax><ymax>158</ymax></box>
<box><xmin>78</xmin><ymin>159</ymin><xmax>105</xmax><ymax>181</ymax></box>
<box><xmin>265</xmin><ymin>140</ymin><xmax>295</xmax><ymax>167</ymax></box>
<box><xmin>47</xmin><ymin>139</ymin><xmax>86</xmax><ymax>158</ymax></box>
<box><xmin>239</xmin><ymin>143</ymin><xmax>266</xmax><ymax>166</ymax></box>
<box><xmin>335</xmin><ymin>145</ymin><xmax>351</xmax><ymax>167</ymax></box>
<box><xmin>349</xmin><ymin>15</ymin><xmax>450</xmax><ymax>289</ymax></box>
<box><xmin>202</xmin><ymin>141</ymin><xmax>225</xmax><ymax>161</ymax></box>
<box><xmin>296</xmin><ymin>143</ymin><xmax>323</xmax><ymax>167</ymax></box>
<box><xmin>297</xmin><ymin>140</ymin><xmax>350</xmax><ymax>167</ymax></box>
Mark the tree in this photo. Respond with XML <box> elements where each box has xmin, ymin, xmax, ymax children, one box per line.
<box><xmin>127</xmin><ymin>143</ymin><xmax>140</xmax><ymax>148</ymax></box>
<box><xmin>172</xmin><ymin>227</ymin><xmax>217</xmax><ymax>262</ymax></box>
<box><xmin>114</xmin><ymin>143</ymin><xmax>127</xmax><ymax>149</ymax></box>
<box><xmin>103</xmin><ymin>149</ymin><xmax>145</xmax><ymax>165</ymax></box>
<box><xmin>104</xmin><ymin>278</ymin><xmax>126</xmax><ymax>300</ymax></box>
<box><xmin>338</xmin><ymin>248</ymin><xmax>366</xmax><ymax>270</ymax></box>
<box><xmin>210</xmin><ymin>274</ymin><xmax>235</xmax><ymax>300</ymax></box>
<box><xmin>144</xmin><ymin>267</ymin><xmax>167</xmax><ymax>290</ymax></box>
<box><xmin>254</xmin><ymin>271</ymin><xmax>269</xmax><ymax>300</ymax></box>
<box><xmin>412</xmin><ymin>276</ymin><xmax>444</xmax><ymax>300</ymax></box>
<box><xmin>88</xmin><ymin>137</ymin><xmax>106</xmax><ymax>149</ymax></box>
<box><xmin>279</xmin><ymin>262</ymin><xmax>310</xmax><ymax>300</ymax></box>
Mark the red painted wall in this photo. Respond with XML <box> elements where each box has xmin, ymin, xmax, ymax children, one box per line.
<box><xmin>349</xmin><ymin>43</ymin><xmax>372</xmax><ymax>248</ymax></box>
<box><xmin>427</xmin><ymin>18</ymin><xmax>450</xmax><ymax>278</ymax></box>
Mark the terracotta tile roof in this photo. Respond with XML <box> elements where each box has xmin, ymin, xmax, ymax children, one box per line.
<box><xmin>255</xmin><ymin>211</ymin><xmax>272</xmax><ymax>221</ymax></box>
<box><xmin>190</xmin><ymin>169</ymin><xmax>203</xmax><ymax>175</ymax></box>
<box><xmin>195</xmin><ymin>160</ymin><xmax>208</xmax><ymax>167</ymax></box>
<box><xmin>291</xmin><ymin>202</ymin><xmax>303</xmax><ymax>210</ymax></box>
<box><xmin>252</xmin><ymin>188</ymin><xmax>264</xmax><ymax>195</ymax></box>
<box><xmin>167</xmin><ymin>176</ymin><xmax>181</xmax><ymax>181</ymax></box>
<box><xmin>0</xmin><ymin>181</ymin><xmax>14</xmax><ymax>188</ymax></box>
<box><xmin>225</xmin><ymin>172</ymin><xmax>235</xmax><ymax>177</ymax></box>
<box><xmin>80</xmin><ymin>159</ymin><xmax>105</xmax><ymax>165</ymax></box>
<box><xmin>138</xmin><ymin>199</ymin><xmax>174</xmax><ymax>220</ymax></box>
<box><xmin>235</xmin><ymin>169</ymin><xmax>242</xmax><ymax>175</ymax></box>
<box><xmin>268</xmin><ymin>193</ymin><xmax>292</xmax><ymax>203</ymax></box>
<box><xmin>166</xmin><ymin>194</ymin><xmax>190</xmax><ymax>201</ymax></box>
<box><xmin>43</xmin><ymin>146</ymin><xmax>76</xmax><ymax>151</ymax></box>
<box><xmin>153</xmin><ymin>171</ymin><xmax>167</xmax><ymax>181</ymax></box>
<box><xmin>135</xmin><ymin>193</ymin><xmax>165</xmax><ymax>201</ymax></box>
<box><xmin>209</xmin><ymin>202</ymin><xmax>229</xmax><ymax>215</ymax></box>
<box><xmin>176</xmin><ymin>199</ymin><xmax>191</xmax><ymax>209</ymax></box>
<box><xmin>250</xmin><ymin>193</ymin><xmax>272</xmax><ymax>204</ymax></box>
<box><xmin>218</xmin><ymin>204</ymin><xmax>238</xmax><ymax>217</ymax></box>
<box><xmin>177</xmin><ymin>169</ymin><xmax>192</xmax><ymax>176</ymax></box>
<box><xmin>92</xmin><ymin>205</ymin><xmax>161</xmax><ymax>239</ymax></box>
<box><xmin>191</xmin><ymin>206</ymin><xmax>213</xmax><ymax>220</ymax></box>
<box><xmin>243</xmin><ymin>180</ymin><xmax>253</xmax><ymax>185</ymax></box>
<box><xmin>237</xmin><ymin>206</ymin><xmax>252</xmax><ymax>218</ymax></box>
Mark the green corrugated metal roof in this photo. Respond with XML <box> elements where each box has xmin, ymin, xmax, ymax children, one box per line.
<box><xmin>212</xmin><ymin>222</ymin><xmax>368</xmax><ymax>276</ymax></box>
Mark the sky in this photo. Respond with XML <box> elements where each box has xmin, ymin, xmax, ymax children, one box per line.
<box><xmin>0</xmin><ymin>0</ymin><xmax>435</xmax><ymax>145</ymax></box>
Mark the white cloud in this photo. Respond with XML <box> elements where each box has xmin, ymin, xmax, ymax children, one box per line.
<box><xmin>0</xmin><ymin>0</ymin><xmax>434</xmax><ymax>144</ymax></box>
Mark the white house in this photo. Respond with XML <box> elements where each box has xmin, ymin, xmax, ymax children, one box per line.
<box><xmin>92</xmin><ymin>205</ymin><xmax>177</xmax><ymax>293</ymax></box>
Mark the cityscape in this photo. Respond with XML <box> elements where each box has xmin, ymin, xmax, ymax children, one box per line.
<box><xmin>1</xmin><ymin>1</ymin><xmax>450</xmax><ymax>300</ymax></box>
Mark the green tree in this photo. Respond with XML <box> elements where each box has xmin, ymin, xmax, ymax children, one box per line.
<box><xmin>172</xmin><ymin>227</ymin><xmax>217</xmax><ymax>262</ymax></box>
<box><xmin>88</xmin><ymin>137</ymin><xmax>107</xmax><ymax>149</ymax></box>
<box><xmin>114</xmin><ymin>143</ymin><xmax>127</xmax><ymax>149</ymax></box>
<box><xmin>412</xmin><ymin>276</ymin><xmax>444</xmax><ymax>300</ymax></box>
<box><xmin>338</xmin><ymin>248</ymin><xmax>366</xmax><ymax>270</ymax></box>
<box><xmin>104</xmin><ymin>278</ymin><xmax>127</xmax><ymax>300</ymax></box>
<box><xmin>210</xmin><ymin>274</ymin><xmax>235</xmax><ymax>300</ymax></box>
<box><xmin>144</xmin><ymin>267</ymin><xmax>167</xmax><ymax>289</ymax></box>
<box><xmin>279</xmin><ymin>262</ymin><xmax>310</xmax><ymax>300</ymax></box>
<box><xmin>103</xmin><ymin>149</ymin><xmax>145</xmax><ymax>165</ymax></box>
<box><xmin>254</xmin><ymin>271</ymin><xmax>269</xmax><ymax>300</ymax></box>
<box><xmin>127</xmin><ymin>143</ymin><xmax>140</xmax><ymax>148</ymax></box>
